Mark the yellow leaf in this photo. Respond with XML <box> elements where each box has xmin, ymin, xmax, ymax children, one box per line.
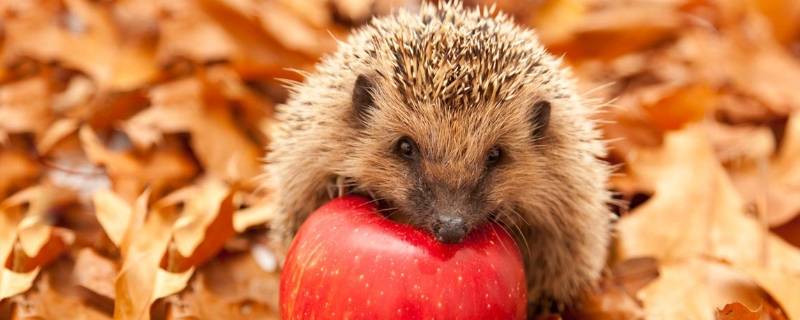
<box><xmin>152</xmin><ymin>267</ymin><xmax>195</xmax><ymax>300</ymax></box>
<box><xmin>37</xmin><ymin>118</ymin><xmax>80</xmax><ymax>155</ymax></box>
<box><xmin>639</xmin><ymin>259</ymin><xmax>772</xmax><ymax>320</ymax></box>
<box><xmin>617</xmin><ymin>126</ymin><xmax>800</xmax><ymax>272</ymax></box>
<box><xmin>172</xmin><ymin>179</ymin><xmax>230</xmax><ymax>257</ymax></box>
<box><xmin>234</xmin><ymin>200</ymin><xmax>278</xmax><ymax>232</ymax></box>
<box><xmin>74</xmin><ymin>248</ymin><xmax>117</xmax><ymax>299</ymax></box>
<box><xmin>0</xmin><ymin>267</ymin><xmax>40</xmax><ymax>300</ymax></box>
<box><xmin>739</xmin><ymin>266</ymin><xmax>800</xmax><ymax>320</ymax></box>
<box><xmin>0</xmin><ymin>207</ymin><xmax>22</xmax><ymax>271</ymax></box>
<box><xmin>114</xmin><ymin>205</ymin><xmax>177</xmax><ymax>320</ymax></box>
<box><xmin>92</xmin><ymin>190</ymin><xmax>133</xmax><ymax>247</ymax></box>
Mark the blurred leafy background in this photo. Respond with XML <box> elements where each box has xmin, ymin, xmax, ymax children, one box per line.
<box><xmin>1</xmin><ymin>0</ymin><xmax>799</xmax><ymax>319</ymax></box>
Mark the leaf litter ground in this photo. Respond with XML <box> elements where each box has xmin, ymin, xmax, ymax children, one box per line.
<box><xmin>1</xmin><ymin>0</ymin><xmax>800</xmax><ymax>319</ymax></box>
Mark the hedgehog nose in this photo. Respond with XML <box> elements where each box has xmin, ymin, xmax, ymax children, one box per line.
<box><xmin>434</xmin><ymin>215</ymin><xmax>467</xmax><ymax>244</ymax></box>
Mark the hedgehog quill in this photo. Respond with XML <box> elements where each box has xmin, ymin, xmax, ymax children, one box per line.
<box><xmin>264</xmin><ymin>1</ymin><xmax>612</xmax><ymax>314</ymax></box>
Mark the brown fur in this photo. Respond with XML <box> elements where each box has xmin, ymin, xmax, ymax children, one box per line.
<box><xmin>265</xmin><ymin>1</ymin><xmax>611</xmax><ymax>310</ymax></box>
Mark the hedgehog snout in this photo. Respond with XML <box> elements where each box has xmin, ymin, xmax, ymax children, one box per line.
<box><xmin>433</xmin><ymin>215</ymin><xmax>468</xmax><ymax>243</ymax></box>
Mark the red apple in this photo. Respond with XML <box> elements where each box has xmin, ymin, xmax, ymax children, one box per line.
<box><xmin>280</xmin><ymin>195</ymin><xmax>527</xmax><ymax>320</ymax></box>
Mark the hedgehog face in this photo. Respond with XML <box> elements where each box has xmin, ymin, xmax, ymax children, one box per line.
<box><xmin>347</xmin><ymin>74</ymin><xmax>553</xmax><ymax>244</ymax></box>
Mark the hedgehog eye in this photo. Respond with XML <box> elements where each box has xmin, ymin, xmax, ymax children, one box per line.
<box><xmin>486</xmin><ymin>146</ymin><xmax>503</xmax><ymax>166</ymax></box>
<box><xmin>395</xmin><ymin>136</ymin><xmax>418</xmax><ymax>160</ymax></box>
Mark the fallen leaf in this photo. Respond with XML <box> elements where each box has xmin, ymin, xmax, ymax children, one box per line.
<box><xmin>0</xmin><ymin>77</ymin><xmax>53</xmax><ymax>139</ymax></box>
<box><xmin>0</xmin><ymin>268</ymin><xmax>40</xmax><ymax>301</ymax></box>
<box><xmin>74</xmin><ymin>248</ymin><xmax>117</xmax><ymax>300</ymax></box>
<box><xmin>81</xmin><ymin>125</ymin><xmax>198</xmax><ymax>200</ymax></box>
<box><xmin>233</xmin><ymin>199</ymin><xmax>277</xmax><ymax>232</ymax></box>
<box><xmin>617</xmin><ymin>126</ymin><xmax>800</xmax><ymax>272</ymax></box>
<box><xmin>156</xmin><ymin>0</ymin><xmax>237</xmax><ymax>63</ymax></box>
<box><xmin>706</xmin><ymin>122</ymin><xmax>775</xmax><ymax>164</ymax></box>
<box><xmin>113</xmin><ymin>201</ymin><xmax>180</xmax><ymax>320</ymax></box>
<box><xmin>738</xmin><ymin>266</ymin><xmax>800</xmax><ymax>320</ymax></box>
<box><xmin>731</xmin><ymin>112</ymin><xmax>800</xmax><ymax>226</ymax></box>
<box><xmin>167</xmin><ymin>179</ymin><xmax>236</xmax><ymax>271</ymax></box>
<box><xmin>37</xmin><ymin>118</ymin><xmax>81</xmax><ymax>155</ymax></box>
<box><xmin>15</xmin><ymin>259</ymin><xmax>112</xmax><ymax>319</ymax></box>
<box><xmin>257</xmin><ymin>1</ymin><xmax>337</xmax><ymax>56</ymax></box>
<box><xmin>123</xmin><ymin>77</ymin><xmax>262</xmax><ymax>184</ymax></box>
<box><xmin>0</xmin><ymin>147</ymin><xmax>40</xmax><ymax>198</ymax></box>
<box><xmin>638</xmin><ymin>258</ymin><xmax>775</xmax><ymax>320</ymax></box>
<box><xmin>716</xmin><ymin>302</ymin><xmax>763</xmax><ymax>320</ymax></box>
<box><xmin>190</xmin><ymin>251</ymin><xmax>281</xmax><ymax>318</ymax></box>
<box><xmin>92</xmin><ymin>190</ymin><xmax>133</xmax><ymax>247</ymax></box>
<box><xmin>546</xmin><ymin>2</ymin><xmax>685</xmax><ymax>60</ymax></box>
<box><xmin>642</xmin><ymin>83</ymin><xmax>715</xmax><ymax>131</ymax></box>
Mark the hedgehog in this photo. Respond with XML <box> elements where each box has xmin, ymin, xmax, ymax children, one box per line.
<box><xmin>264</xmin><ymin>1</ymin><xmax>612</xmax><ymax>313</ymax></box>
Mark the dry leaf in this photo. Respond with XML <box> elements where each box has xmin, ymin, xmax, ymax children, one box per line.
<box><xmin>638</xmin><ymin>258</ymin><xmax>775</xmax><ymax>320</ymax></box>
<box><xmin>234</xmin><ymin>199</ymin><xmax>277</xmax><ymax>232</ymax></box>
<box><xmin>716</xmin><ymin>302</ymin><xmax>761</xmax><ymax>320</ymax></box>
<box><xmin>157</xmin><ymin>0</ymin><xmax>237</xmax><ymax>63</ymax></box>
<box><xmin>15</xmin><ymin>259</ymin><xmax>113</xmax><ymax>320</ymax></box>
<box><xmin>545</xmin><ymin>2</ymin><xmax>684</xmax><ymax>59</ymax></box>
<box><xmin>706</xmin><ymin>122</ymin><xmax>775</xmax><ymax>164</ymax></box>
<box><xmin>92</xmin><ymin>190</ymin><xmax>133</xmax><ymax>247</ymax></box>
<box><xmin>114</xmin><ymin>202</ymin><xmax>180</xmax><ymax>320</ymax></box>
<box><xmin>731</xmin><ymin>112</ymin><xmax>800</xmax><ymax>226</ymax></box>
<box><xmin>0</xmin><ymin>77</ymin><xmax>53</xmax><ymax>139</ymax></box>
<box><xmin>738</xmin><ymin>266</ymin><xmax>800</xmax><ymax>320</ymax></box>
<box><xmin>37</xmin><ymin>118</ymin><xmax>81</xmax><ymax>155</ymax></box>
<box><xmin>74</xmin><ymin>248</ymin><xmax>117</xmax><ymax>300</ymax></box>
<box><xmin>0</xmin><ymin>268</ymin><xmax>40</xmax><ymax>301</ymax></box>
<box><xmin>190</xmin><ymin>251</ymin><xmax>281</xmax><ymax>318</ymax></box>
<box><xmin>0</xmin><ymin>148</ymin><xmax>40</xmax><ymax>198</ymax></box>
<box><xmin>81</xmin><ymin>125</ymin><xmax>198</xmax><ymax>200</ymax></box>
<box><xmin>616</xmin><ymin>126</ymin><xmax>800</xmax><ymax>272</ymax></box>
<box><xmin>168</xmin><ymin>179</ymin><xmax>236</xmax><ymax>271</ymax></box>
<box><xmin>3</xmin><ymin>0</ymin><xmax>800</xmax><ymax>317</ymax></box>
<box><xmin>124</xmin><ymin>77</ymin><xmax>261</xmax><ymax>183</ymax></box>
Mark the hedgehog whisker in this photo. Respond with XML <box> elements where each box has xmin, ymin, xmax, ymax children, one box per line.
<box><xmin>490</xmin><ymin>216</ymin><xmax>519</xmax><ymax>262</ymax></box>
<box><xmin>497</xmin><ymin>208</ymin><xmax>531</xmax><ymax>256</ymax></box>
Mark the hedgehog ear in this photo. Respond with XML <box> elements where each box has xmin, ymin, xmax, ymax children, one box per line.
<box><xmin>530</xmin><ymin>100</ymin><xmax>551</xmax><ymax>138</ymax></box>
<box><xmin>352</xmin><ymin>74</ymin><xmax>377</xmax><ymax>126</ymax></box>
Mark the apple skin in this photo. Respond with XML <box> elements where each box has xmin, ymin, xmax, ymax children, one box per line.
<box><xmin>280</xmin><ymin>195</ymin><xmax>527</xmax><ymax>320</ymax></box>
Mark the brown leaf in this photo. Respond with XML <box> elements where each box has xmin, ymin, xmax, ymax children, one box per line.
<box><xmin>123</xmin><ymin>77</ymin><xmax>262</xmax><ymax>184</ymax></box>
<box><xmin>731</xmin><ymin>113</ymin><xmax>800</xmax><ymax>226</ymax></box>
<box><xmin>738</xmin><ymin>266</ymin><xmax>800</xmax><ymax>320</ymax></box>
<box><xmin>616</xmin><ymin>126</ymin><xmax>800</xmax><ymax>271</ymax></box>
<box><xmin>80</xmin><ymin>125</ymin><xmax>198</xmax><ymax>200</ymax></box>
<box><xmin>74</xmin><ymin>248</ymin><xmax>117</xmax><ymax>300</ymax></box>
<box><xmin>233</xmin><ymin>199</ymin><xmax>277</xmax><ymax>233</ymax></box>
<box><xmin>0</xmin><ymin>148</ymin><xmax>40</xmax><ymax>199</ymax></box>
<box><xmin>0</xmin><ymin>77</ymin><xmax>53</xmax><ymax>139</ymax></box>
<box><xmin>37</xmin><ymin>118</ymin><xmax>81</xmax><ymax>155</ymax></box>
<box><xmin>257</xmin><ymin>1</ymin><xmax>337</xmax><ymax>56</ymax></box>
<box><xmin>16</xmin><ymin>259</ymin><xmax>113</xmax><ymax>320</ymax></box>
<box><xmin>13</xmin><ymin>228</ymin><xmax>74</xmax><ymax>273</ymax></box>
<box><xmin>189</xmin><ymin>251</ymin><xmax>280</xmax><ymax>319</ymax></box>
<box><xmin>157</xmin><ymin>0</ymin><xmax>237</xmax><ymax>63</ymax></box>
<box><xmin>166</xmin><ymin>179</ymin><xmax>236</xmax><ymax>271</ymax></box>
<box><xmin>642</xmin><ymin>83</ymin><xmax>715</xmax><ymax>131</ymax></box>
<box><xmin>639</xmin><ymin>258</ymin><xmax>775</xmax><ymax>320</ymax></box>
<box><xmin>706</xmin><ymin>122</ymin><xmax>775</xmax><ymax>164</ymax></box>
<box><xmin>717</xmin><ymin>302</ymin><xmax>765</xmax><ymax>320</ymax></box>
<box><xmin>92</xmin><ymin>190</ymin><xmax>133</xmax><ymax>248</ymax></box>
<box><xmin>544</xmin><ymin>2</ymin><xmax>685</xmax><ymax>59</ymax></box>
<box><xmin>2</xmin><ymin>185</ymin><xmax>76</xmax><ymax>267</ymax></box>
<box><xmin>0</xmin><ymin>268</ymin><xmax>40</xmax><ymax>301</ymax></box>
<box><xmin>113</xmin><ymin>199</ymin><xmax>181</xmax><ymax>320</ymax></box>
